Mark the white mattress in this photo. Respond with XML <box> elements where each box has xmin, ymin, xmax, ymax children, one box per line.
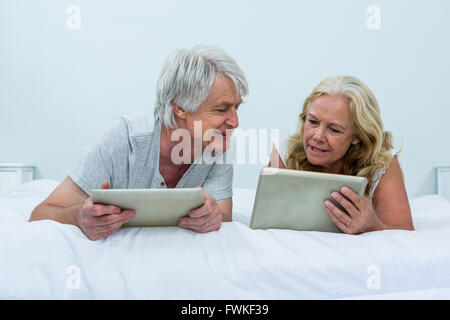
<box><xmin>1</xmin><ymin>179</ymin><xmax>450</xmax><ymax>299</ymax></box>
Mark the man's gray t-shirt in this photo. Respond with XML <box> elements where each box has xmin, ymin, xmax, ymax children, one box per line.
<box><xmin>68</xmin><ymin>114</ymin><xmax>233</xmax><ymax>200</ymax></box>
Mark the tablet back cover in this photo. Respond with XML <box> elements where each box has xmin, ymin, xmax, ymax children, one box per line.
<box><xmin>250</xmin><ymin>168</ymin><xmax>367</xmax><ymax>232</ymax></box>
<box><xmin>91</xmin><ymin>188</ymin><xmax>204</xmax><ymax>227</ymax></box>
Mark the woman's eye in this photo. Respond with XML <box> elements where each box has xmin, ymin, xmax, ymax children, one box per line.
<box><xmin>308</xmin><ymin>119</ymin><xmax>318</xmax><ymax>125</ymax></box>
<box><xmin>330</xmin><ymin>128</ymin><xmax>340</xmax><ymax>133</ymax></box>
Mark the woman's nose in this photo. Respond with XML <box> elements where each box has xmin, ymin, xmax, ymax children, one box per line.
<box><xmin>313</xmin><ymin>127</ymin><xmax>326</xmax><ymax>143</ymax></box>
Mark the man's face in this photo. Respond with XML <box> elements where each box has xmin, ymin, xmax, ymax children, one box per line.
<box><xmin>183</xmin><ymin>74</ymin><xmax>241</xmax><ymax>153</ymax></box>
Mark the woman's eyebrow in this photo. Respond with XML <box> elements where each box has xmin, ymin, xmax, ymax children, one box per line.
<box><xmin>307</xmin><ymin>113</ymin><xmax>346</xmax><ymax>130</ymax></box>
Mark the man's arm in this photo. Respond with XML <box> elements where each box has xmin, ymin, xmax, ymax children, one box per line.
<box><xmin>193</xmin><ymin>159</ymin><xmax>234</xmax><ymax>230</ymax></box>
<box><xmin>217</xmin><ymin>197</ymin><xmax>232</xmax><ymax>222</ymax></box>
<box><xmin>29</xmin><ymin>176</ymin><xmax>88</xmax><ymax>226</ymax></box>
<box><xmin>29</xmin><ymin>176</ymin><xmax>135</xmax><ymax>240</ymax></box>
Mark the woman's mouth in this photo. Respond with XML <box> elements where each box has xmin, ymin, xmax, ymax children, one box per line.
<box><xmin>309</xmin><ymin>145</ymin><xmax>329</xmax><ymax>155</ymax></box>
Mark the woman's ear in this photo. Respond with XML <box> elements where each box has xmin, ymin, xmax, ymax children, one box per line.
<box><xmin>352</xmin><ymin>135</ymin><xmax>361</xmax><ymax>145</ymax></box>
<box><xmin>172</xmin><ymin>103</ymin><xmax>187</xmax><ymax>120</ymax></box>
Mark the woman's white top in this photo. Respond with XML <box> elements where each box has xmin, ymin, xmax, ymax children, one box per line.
<box><xmin>276</xmin><ymin>137</ymin><xmax>397</xmax><ymax>207</ymax></box>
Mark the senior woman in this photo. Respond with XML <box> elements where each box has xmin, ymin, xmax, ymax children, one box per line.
<box><xmin>269</xmin><ymin>75</ymin><xmax>414</xmax><ymax>234</ymax></box>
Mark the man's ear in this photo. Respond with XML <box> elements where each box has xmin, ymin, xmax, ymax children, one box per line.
<box><xmin>172</xmin><ymin>103</ymin><xmax>187</xmax><ymax>120</ymax></box>
<box><xmin>352</xmin><ymin>135</ymin><xmax>361</xmax><ymax>145</ymax></box>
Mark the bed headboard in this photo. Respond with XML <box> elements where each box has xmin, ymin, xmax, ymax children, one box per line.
<box><xmin>437</xmin><ymin>166</ymin><xmax>450</xmax><ymax>201</ymax></box>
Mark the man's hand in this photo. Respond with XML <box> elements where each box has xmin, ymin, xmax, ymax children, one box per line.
<box><xmin>77</xmin><ymin>181</ymin><xmax>136</xmax><ymax>240</ymax></box>
<box><xmin>178</xmin><ymin>187</ymin><xmax>222</xmax><ymax>233</ymax></box>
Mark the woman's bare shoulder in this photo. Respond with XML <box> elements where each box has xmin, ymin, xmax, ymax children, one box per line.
<box><xmin>372</xmin><ymin>156</ymin><xmax>414</xmax><ymax>230</ymax></box>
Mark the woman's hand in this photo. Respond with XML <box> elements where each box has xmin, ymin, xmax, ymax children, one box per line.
<box><xmin>324</xmin><ymin>186</ymin><xmax>385</xmax><ymax>234</ymax></box>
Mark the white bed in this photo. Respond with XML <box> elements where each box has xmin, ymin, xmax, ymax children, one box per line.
<box><xmin>1</xmin><ymin>179</ymin><xmax>450</xmax><ymax>300</ymax></box>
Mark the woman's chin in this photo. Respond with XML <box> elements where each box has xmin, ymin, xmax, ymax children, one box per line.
<box><xmin>306</xmin><ymin>155</ymin><xmax>326</xmax><ymax>167</ymax></box>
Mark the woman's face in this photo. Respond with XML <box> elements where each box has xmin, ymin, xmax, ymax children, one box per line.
<box><xmin>303</xmin><ymin>94</ymin><xmax>360</xmax><ymax>173</ymax></box>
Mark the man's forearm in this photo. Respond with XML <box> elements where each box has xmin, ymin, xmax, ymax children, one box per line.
<box><xmin>29</xmin><ymin>203</ymin><xmax>82</xmax><ymax>227</ymax></box>
<box><xmin>222</xmin><ymin>211</ymin><xmax>232</xmax><ymax>222</ymax></box>
<box><xmin>217</xmin><ymin>198</ymin><xmax>232</xmax><ymax>222</ymax></box>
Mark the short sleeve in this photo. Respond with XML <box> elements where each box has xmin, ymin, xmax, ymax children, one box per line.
<box><xmin>202</xmin><ymin>163</ymin><xmax>233</xmax><ymax>201</ymax></box>
<box><xmin>67</xmin><ymin>119</ymin><xmax>130</xmax><ymax>196</ymax></box>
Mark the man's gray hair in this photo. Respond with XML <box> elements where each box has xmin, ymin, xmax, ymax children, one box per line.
<box><xmin>154</xmin><ymin>46</ymin><xmax>249</xmax><ymax>128</ymax></box>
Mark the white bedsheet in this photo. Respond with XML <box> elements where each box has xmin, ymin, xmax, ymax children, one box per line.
<box><xmin>1</xmin><ymin>179</ymin><xmax>450</xmax><ymax>299</ymax></box>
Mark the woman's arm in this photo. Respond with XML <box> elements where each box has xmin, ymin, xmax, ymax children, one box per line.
<box><xmin>268</xmin><ymin>147</ymin><xmax>287</xmax><ymax>169</ymax></box>
<box><xmin>325</xmin><ymin>156</ymin><xmax>414</xmax><ymax>234</ymax></box>
<box><xmin>371</xmin><ymin>156</ymin><xmax>414</xmax><ymax>230</ymax></box>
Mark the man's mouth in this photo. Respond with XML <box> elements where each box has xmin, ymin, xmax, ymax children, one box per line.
<box><xmin>218</xmin><ymin>129</ymin><xmax>233</xmax><ymax>138</ymax></box>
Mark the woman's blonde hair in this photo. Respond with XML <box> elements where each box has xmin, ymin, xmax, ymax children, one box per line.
<box><xmin>286</xmin><ymin>75</ymin><xmax>394</xmax><ymax>196</ymax></box>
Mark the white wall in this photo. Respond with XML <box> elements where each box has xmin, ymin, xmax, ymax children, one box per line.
<box><xmin>1</xmin><ymin>0</ymin><xmax>449</xmax><ymax>198</ymax></box>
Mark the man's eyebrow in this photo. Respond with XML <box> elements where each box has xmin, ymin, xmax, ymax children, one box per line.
<box><xmin>214</xmin><ymin>100</ymin><xmax>242</xmax><ymax>108</ymax></box>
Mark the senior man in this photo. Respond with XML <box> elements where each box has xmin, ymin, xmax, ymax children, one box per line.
<box><xmin>29</xmin><ymin>46</ymin><xmax>248</xmax><ymax>240</ymax></box>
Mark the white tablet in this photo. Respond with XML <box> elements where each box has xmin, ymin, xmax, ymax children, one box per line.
<box><xmin>250</xmin><ymin>167</ymin><xmax>367</xmax><ymax>233</ymax></box>
<box><xmin>91</xmin><ymin>188</ymin><xmax>205</xmax><ymax>227</ymax></box>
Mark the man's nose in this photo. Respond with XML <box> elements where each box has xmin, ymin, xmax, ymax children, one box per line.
<box><xmin>226</xmin><ymin>106</ymin><xmax>239</xmax><ymax>128</ymax></box>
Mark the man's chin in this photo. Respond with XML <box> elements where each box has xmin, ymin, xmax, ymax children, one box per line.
<box><xmin>202</xmin><ymin>144</ymin><xmax>231</xmax><ymax>158</ymax></box>
<box><xmin>207</xmin><ymin>145</ymin><xmax>227</xmax><ymax>154</ymax></box>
